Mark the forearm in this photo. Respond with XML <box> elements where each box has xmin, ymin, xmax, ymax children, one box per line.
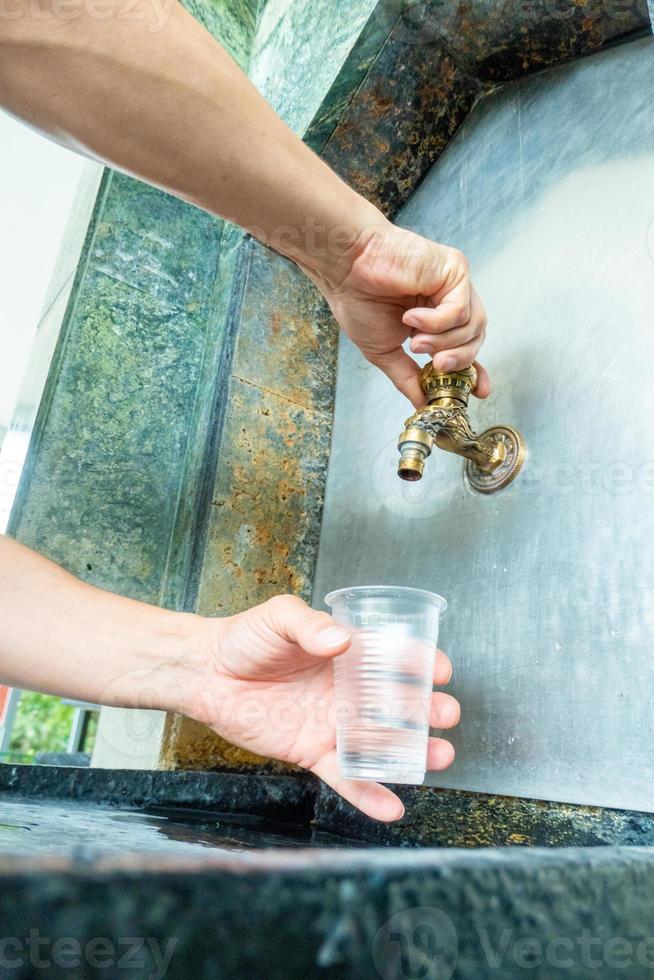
<box><xmin>0</xmin><ymin>535</ymin><xmax>201</xmax><ymax>711</ymax></box>
<box><xmin>0</xmin><ymin>0</ymin><xmax>386</xmax><ymax>286</ymax></box>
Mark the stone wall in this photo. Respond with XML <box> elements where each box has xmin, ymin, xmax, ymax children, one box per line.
<box><xmin>9</xmin><ymin>0</ymin><xmax>649</xmax><ymax>771</ymax></box>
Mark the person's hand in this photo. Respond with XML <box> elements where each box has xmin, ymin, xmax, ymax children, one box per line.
<box><xmin>182</xmin><ymin>595</ymin><xmax>459</xmax><ymax>822</ymax></box>
<box><xmin>316</xmin><ymin>220</ymin><xmax>490</xmax><ymax>408</ymax></box>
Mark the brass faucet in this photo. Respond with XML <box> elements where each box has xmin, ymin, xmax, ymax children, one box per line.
<box><xmin>397</xmin><ymin>364</ymin><xmax>525</xmax><ymax>494</ymax></box>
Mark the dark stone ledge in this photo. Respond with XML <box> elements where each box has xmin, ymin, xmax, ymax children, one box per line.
<box><xmin>1</xmin><ymin>767</ymin><xmax>654</xmax><ymax>976</ymax></box>
<box><xmin>0</xmin><ymin>842</ymin><xmax>653</xmax><ymax>978</ymax></box>
<box><xmin>2</xmin><ymin>764</ymin><xmax>654</xmax><ymax>848</ymax></box>
<box><xmin>0</xmin><ymin>765</ymin><xmax>316</xmax><ymax>827</ymax></box>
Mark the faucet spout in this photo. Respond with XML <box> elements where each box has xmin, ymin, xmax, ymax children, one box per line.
<box><xmin>397</xmin><ymin>364</ymin><xmax>525</xmax><ymax>494</ymax></box>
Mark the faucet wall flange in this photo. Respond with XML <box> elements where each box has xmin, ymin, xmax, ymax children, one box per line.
<box><xmin>464</xmin><ymin>424</ymin><xmax>526</xmax><ymax>494</ymax></box>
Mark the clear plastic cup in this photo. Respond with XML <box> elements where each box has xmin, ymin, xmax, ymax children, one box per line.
<box><xmin>324</xmin><ymin>585</ymin><xmax>447</xmax><ymax>784</ymax></box>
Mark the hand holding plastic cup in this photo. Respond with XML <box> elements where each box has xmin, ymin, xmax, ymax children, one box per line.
<box><xmin>325</xmin><ymin>585</ymin><xmax>447</xmax><ymax>785</ymax></box>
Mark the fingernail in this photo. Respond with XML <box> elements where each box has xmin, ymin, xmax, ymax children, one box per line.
<box><xmin>403</xmin><ymin>313</ymin><xmax>421</xmax><ymax>329</ymax></box>
<box><xmin>318</xmin><ymin>626</ymin><xmax>350</xmax><ymax>649</ymax></box>
<box><xmin>436</xmin><ymin>356</ymin><xmax>456</xmax><ymax>372</ymax></box>
<box><xmin>361</xmin><ymin>787</ymin><xmax>405</xmax><ymax>822</ymax></box>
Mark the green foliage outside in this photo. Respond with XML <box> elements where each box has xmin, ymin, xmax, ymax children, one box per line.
<box><xmin>7</xmin><ymin>692</ymin><xmax>97</xmax><ymax>760</ymax></box>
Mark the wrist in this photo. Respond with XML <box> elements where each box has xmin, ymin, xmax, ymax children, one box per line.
<box><xmin>282</xmin><ymin>193</ymin><xmax>392</xmax><ymax>294</ymax></box>
<box><xmin>96</xmin><ymin>603</ymin><xmax>215</xmax><ymax>719</ymax></box>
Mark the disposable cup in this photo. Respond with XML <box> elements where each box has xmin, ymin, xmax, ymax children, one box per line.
<box><xmin>325</xmin><ymin>585</ymin><xmax>447</xmax><ymax>784</ymax></box>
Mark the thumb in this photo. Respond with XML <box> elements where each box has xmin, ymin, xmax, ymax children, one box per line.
<box><xmin>264</xmin><ymin>595</ymin><xmax>351</xmax><ymax>658</ymax></box>
<box><xmin>368</xmin><ymin>347</ymin><xmax>425</xmax><ymax>408</ymax></box>
<box><xmin>472</xmin><ymin>360</ymin><xmax>491</xmax><ymax>399</ymax></box>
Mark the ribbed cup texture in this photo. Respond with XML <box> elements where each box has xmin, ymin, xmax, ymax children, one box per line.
<box><xmin>333</xmin><ymin>623</ymin><xmax>437</xmax><ymax>783</ymax></box>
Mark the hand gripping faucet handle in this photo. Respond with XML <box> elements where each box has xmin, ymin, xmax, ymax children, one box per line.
<box><xmin>397</xmin><ymin>363</ymin><xmax>526</xmax><ymax>494</ymax></box>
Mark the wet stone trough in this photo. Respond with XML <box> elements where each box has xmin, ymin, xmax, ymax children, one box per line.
<box><xmin>1</xmin><ymin>765</ymin><xmax>654</xmax><ymax>978</ymax></box>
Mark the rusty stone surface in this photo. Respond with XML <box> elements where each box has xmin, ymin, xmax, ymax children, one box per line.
<box><xmin>161</xmin><ymin>372</ymin><xmax>333</xmax><ymax>769</ymax></box>
<box><xmin>197</xmin><ymin>375</ymin><xmax>333</xmax><ymax>614</ymax></box>
<box><xmin>322</xmin><ymin>44</ymin><xmax>481</xmax><ymax>217</ymax></box>
<box><xmin>161</xmin><ymin>242</ymin><xmax>337</xmax><ymax>770</ymax></box>
<box><xmin>233</xmin><ymin>244</ymin><xmax>338</xmax><ymax>416</ymax></box>
<box><xmin>314</xmin><ymin>782</ymin><xmax>654</xmax><ymax>849</ymax></box>
<box><xmin>160</xmin><ymin>715</ymin><xmax>298</xmax><ymax>772</ymax></box>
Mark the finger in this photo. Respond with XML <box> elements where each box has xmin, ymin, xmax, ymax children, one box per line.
<box><xmin>403</xmin><ymin>279</ymin><xmax>471</xmax><ymax>336</ymax></box>
<box><xmin>311</xmin><ymin>750</ymin><xmax>405</xmax><ymax>822</ymax></box>
<box><xmin>432</xmin><ymin>337</ymin><xmax>485</xmax><ymax>376</ymax></box>
<box><xmin>426</xmin><ymin>737</ymin><xmax>456</xmax><ymax>771</ymax></box>
<box><xmin>430</xmin><ymin>692</ymin><xmax>460</xmax><ymax>729</ymax></box>
<box><xmin>368</xmin><ymin>347</ymin><xmax>425</xmax><ymax>408</ymax></box>
<box><xmin>414</xmin><ymin>283</ymin><xmax>485</xmax><ymax>353</ymax></box>
<box><xmin>434</xmin><ymin>648</ymin><xmax>452</xmax><ymax>685</ymax></box>
<box><xmin>409</xmin><ymin>321</ymin><xmax>483</xmax><ymax>356</ymax></box>
<box><xmin>472</xmin><ymin>360</ymin><xmax>491</xmax><ymax>399</ymax></box>
<box><xmin>264</xmin><ymin>595</ymin><xmax>351</xmax><ymax>659</ymax></box>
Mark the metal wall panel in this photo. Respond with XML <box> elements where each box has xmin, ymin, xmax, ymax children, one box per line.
<box><xmin>313</xmin><ymin>37</ymin><xmax>654</xmax><ymax>811</ymax></box>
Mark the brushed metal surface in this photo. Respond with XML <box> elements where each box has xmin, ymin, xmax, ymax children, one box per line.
<box><xmin>313</xmin><ymin>37</ymin><xmax>654</xmax><ymax>811</ymax></box>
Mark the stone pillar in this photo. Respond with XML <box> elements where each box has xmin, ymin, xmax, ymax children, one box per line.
<box><xmin>8</xmin><ymin>0</ymin><xmax>261</xmax><ymax>768</ymax></box>
<box><xmin>159</xmin><ymin>242</ymin><xmax>339</xmax><ymax>768</ymax></box>
<box><xmin>158</xmin><ymin>0</ymin><xmax>401</xmax><ymax>770</ymax></box>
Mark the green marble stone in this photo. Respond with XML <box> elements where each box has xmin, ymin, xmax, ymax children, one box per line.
<box><xmin>250</xmin><ymin>0</ymin><xmax>381</xmax><ymax>134</ymax></box>
<box><xmin>90</xmin><ymin>172</ymin><xmax>222</xmax><ymax>311</ymax></box>
<box><xmin>320</xmin><ymin>35</ymin><xmax>481</xmax><ymax>216</ymax></box>
<box><xmin>11</xmin><ymin>269</ymin><xmax>210</xmax><ymax>603</ymax></box>
<box><xmin>304</xmin><ymin>0</ymin><xmax>405</xmax><ymax>152</ymax></box>
<box><xmin>160</xmin><ymin>221</ymin><xmax>248</xmax><ymax>610</ymax></box>
<box><xmin>181</xmin><ymin>0</ymin><xmax>261</xmax><ymax>68</ymax></box>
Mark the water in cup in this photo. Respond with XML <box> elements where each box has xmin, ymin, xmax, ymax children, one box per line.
<box><xmin>325</xmin><ymin>586</ymin><xmax>447</xmax><ymax>784</ymax></box>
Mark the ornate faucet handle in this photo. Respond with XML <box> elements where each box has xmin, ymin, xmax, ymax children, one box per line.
<box><xmin>397</xmin><ymin>363</ymin><xmax>526</xmax><ymax>494</ymax></box>
<box><xmin>419</xmin><ymin>363</ymin><xmax>479</xmax><ymax>405</ymax></box>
